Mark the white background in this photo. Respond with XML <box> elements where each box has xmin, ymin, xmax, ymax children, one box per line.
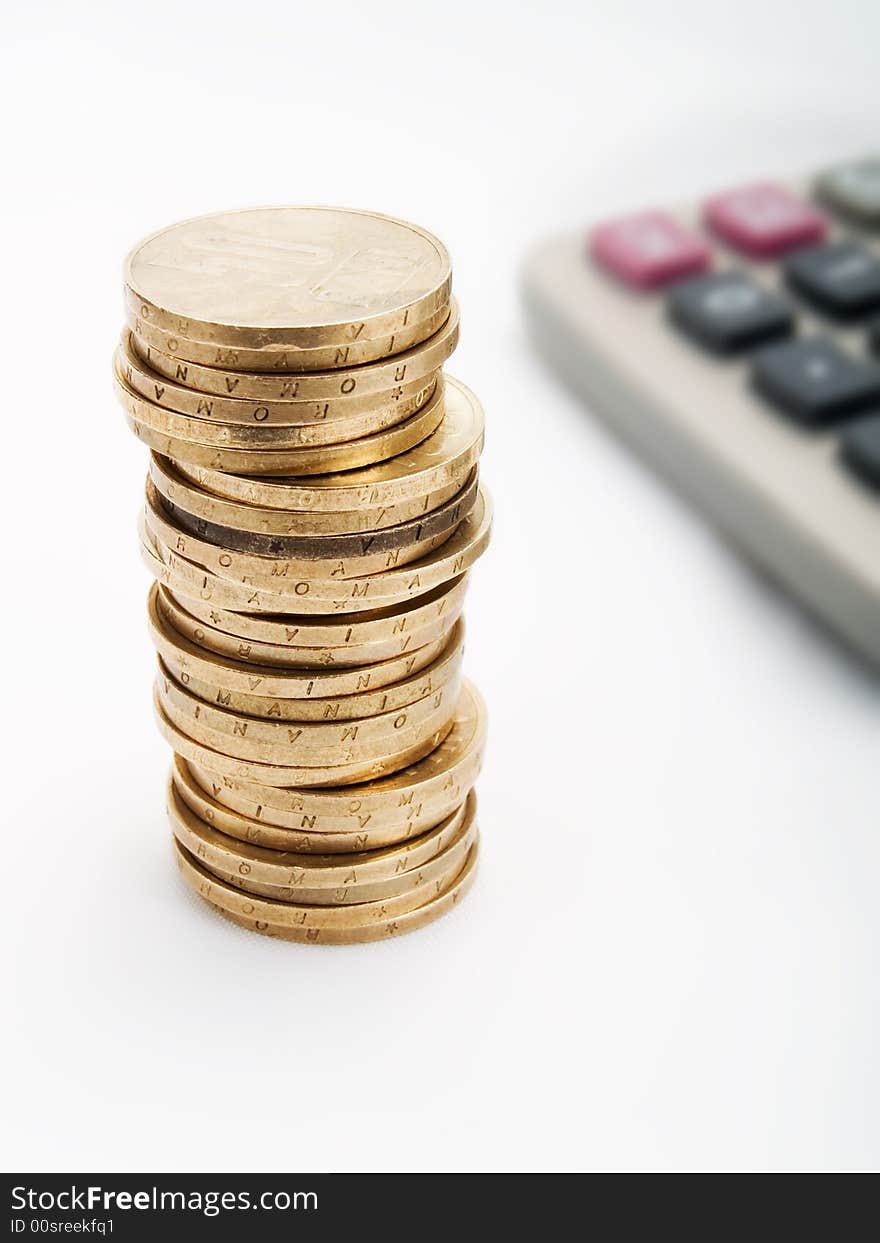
<box><xmin>3</xmin><ymin>0</ymin><xmax>879</xmax><ymax>1173</ymax></box>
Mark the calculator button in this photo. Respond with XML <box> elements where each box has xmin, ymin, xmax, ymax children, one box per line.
<box><xmin>817</xmin><ymin>157</ymin><xmax>880</xmax><ymax>227</ymax></box>
<box><xmin>841</xmin><ymin>415</ymin><xmax>880</xmax><ymax>489</ymax></box>
<box><xmin>705</xmin><ymin>184</ymin><xmax>827</xmax><ymax>258</ymax></box>
<box><xmin>752</xmin><ymin>338</ymin><xmax>880</xmax><ymax>426</ymax></box>
<box><xmin>589</xmin><ymin>212</ymin><xmax>710</xmax><ymax>288</ymax></box>
<box><xmin>667</xmin><ymin>270</ymin><xmax>793</xmax><ymax>353</ymax></box>
<box><xmin>785</xmin><ymin>242</ymin><xmax>880</xmax><ymax>318</ymax></box>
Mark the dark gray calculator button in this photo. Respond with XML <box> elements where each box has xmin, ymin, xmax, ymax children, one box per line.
<box><xmin>785</xmin><ymin>242</ymin><xmax>880</xmax><ymax>318</ymax></box>
<box><xmin>667</xmin><ymin>270</ymin><xmax>793</xmax><ymax>353</ymax></box>
<box><xmin>841</xmin><ymin>415</ymin><xmax>880</xmax><ymax>490</ymax></box>
<box><xmin>817</xmin><ymin>158</ymin><xmax>880</xmax><ymax>227</ymax></box>
<box><xmin>752</xmin><ymin>338</ymin><xmax>880</xmax><ymax>426</ymax></box>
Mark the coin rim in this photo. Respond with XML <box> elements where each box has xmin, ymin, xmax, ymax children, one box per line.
<box><xmin>124</xmin><ymin>206</ymin><xmax>452</xmax><ymax>343</ymax></box>
<box><xmin>157</xmin><ymin>467</ymin><xmax>479</xmax><ymax>560</ymax></box>
<box><xmin>130</xmin><ymin>300</ymin><xmax>460</xmax><ymax>401</ymax></box>
<box><xmin>181</xmin><ymin>840</ymin><xmax>478</xmax><ymax>944</ymax></box>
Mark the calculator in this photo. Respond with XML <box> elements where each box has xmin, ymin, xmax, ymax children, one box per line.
<box><xmin>522</xmin><ymin>157</ymin><xmax>880</xmax><ymax>668</ymax></box>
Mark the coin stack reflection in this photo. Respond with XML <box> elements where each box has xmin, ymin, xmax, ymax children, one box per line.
<box><xmin>114</xmin><ymin>208</ymin><xmax>490</xmax><ymax>943</ymax></box>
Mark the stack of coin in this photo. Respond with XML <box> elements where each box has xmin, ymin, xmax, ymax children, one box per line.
<box><xmin>114</xmin><ymin>207</ymin><xmax>490</xmax><ymax>943</ymax></box>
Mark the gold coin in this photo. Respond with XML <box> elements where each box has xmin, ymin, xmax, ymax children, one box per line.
<box><xmin>174</xmin><ymin>833</ymin><xmax>472</xmax><ymax>931</ymax></box>
<box><xmin>149</xmin><ymin>453</ymin><xmax>464</xmax><ymax>538</ymax></box>
<box><xmin>122</xmin><ymin>375</ymin><xmax>445</xmax><ymax>475</ymax></box>
<box><xmin>176</xmin><ymin>824</ymin><xmax>472</xmax><ymax>929</ymax></box>
<box><xmin>142</xmin><ymin>521</ymin><xmax>428</xmax><ymax>617</ymax></box>
<box><xmin>157</xmin><ymin>644</ymin><xmax>460</xmax><ymax>723</ymax></box>
<box><xmin>156</xmin><ymin>660</ymin><xmax>461</xmax><ymax>762</ymax></box>
<box><xmin>127</xmin><ymin>301</ymin><xmax>450</xmax><ymax>373</ymax></box>
<box><xmin>164</xmin><ymin>574</ymin><xmax>468</xmax><ymax>649</ymax></box>
<box><xmin>120</xmin><ymin>331</ymin><xmax>443</xmax><ymax>431</ymax></box>
<box><xmin>188</xmin><ymin>679</ymin><xmax>486</xmax><ymax>830</ymax></box>
<box><xmin>147</xmin><ymin>584</ymin><xmax>464</xmax><ymax>711</ymax></box>
<box><xmin>162</xmin><ymin>612</ymin><xmax>458</xmax><ymax>671</ymax></box>
<box><xmin>171</xmin><ymin>767</ymin><xmax>474</xmax><ymax>883</ymax></box>
<box><xmin>169</xmin><ymin>784</ymin><xmax>477</xmax><ymax>904</ymax></box>
<box><xmin>207</xmin><ymin>862</ymin><xmax>477</xmax><ymax>940</ymax></box>
<box><xmin>189</xmin><ymin>827</ymin><xmax>473</xmax><ymax>904</ymax></box>
<box><xmin>156</xmin><ymin>689</ymin><xmax>455</xmax><ymax>788</ymax></box>
<box><xmin>141</xmin><ymin>486</ymin><xmax>492</xmax><ymax>613</ymax></box>
<box><xmin>172</xmin><ymin>755</ymin><xmax>469</xmax><ymax>853</ymax></box>
<box><xmin>182</xmin><ymin>840</ymin><xmax>478</xmax><ymax>943</ymax></box>
<box><xmin>143</xmin><ymin>480</ymin><xmax>454</xmax><ymax>583</ymax></box>
<box><xmin>173</xmin><ymin>374</ymin><xmax>484</xmax><ymax>510</ymax></box>
<box><xmin>160</xmin><ymin>467</ymin><xmax>479</xmax><ymax>561</ymax></box>
<box><xmin>155</xmin><ymin>669</ymin><xmax>459</xmax><ymax>771</ymax></box>
<box><xmin>124</xmin><ymin>207</ymin><xmax>452</xmax><ymax>350</ymax></box>
<box><xmin>157</xmin><ymin>588</ymin><xmax>461</xmax><ymax>670</ymax></box>
<box><xmin>115</xmin><ymin>345</ymin><xmax>437</xmax><ymax>445</ymax></box>
<box><xmin>133</xmin><ymin>299</ymin><xmax>459</xmax><ymax>402</ymax></box>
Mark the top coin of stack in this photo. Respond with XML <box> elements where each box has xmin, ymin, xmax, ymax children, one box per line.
<box><xmin>114</xmin><ymin>205</ymin><xmax>490</xmax><ymax>944</ymax></box>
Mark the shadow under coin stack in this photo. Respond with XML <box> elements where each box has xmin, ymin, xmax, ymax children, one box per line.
<box><xmin>113</xmin><ymin>208</ymin><xmax>491</xmax><ymax>944</ymax></box>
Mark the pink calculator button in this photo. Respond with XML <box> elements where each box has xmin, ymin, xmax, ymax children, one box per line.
<box><xmin>590</xmin><ymin>212</ymin><xmax>710</xmax><ymax>288</ymax></box>
<box><xmin>704</xmin><ymin>183</ymin><xmax>827</xmax><ymax>258</ymax></box>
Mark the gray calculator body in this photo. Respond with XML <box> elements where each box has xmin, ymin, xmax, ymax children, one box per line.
<box><xmin>522</xmin><ymin>168</ymin><xmax>880</xmax><ymax>668</ymax></box>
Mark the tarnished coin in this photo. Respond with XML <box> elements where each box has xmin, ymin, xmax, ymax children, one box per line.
<box><xmin>173</xmin><ymin>374</ymin><xmax>484</xmax><ymax>510</ymax></box>
<box><xmin>143</xmin><ymin>480</ymin><xmax>455</xmax><ymax>583</ymax></box>
<box><xmin>159</xmin><ymin>467</ymin><xmax>478</xmax><ymax>559</ymax></box>
<box><xmin>188</xmin><ymin>679</ymin><xmax>486</xmax><ymax>830</ymax></box>
<box><xmin>141</xmin><ymin>487</ymin><xmax>492</xmax><ymax>614</ymax></box>
<box><xmin>169</xmin><ymin>784</ymin><xmax>477</xmax><ymax>904</ymax></box>
<box><xmin>173</xmin><ymin>754</ymin><xmax>469</xmax><ymax>854</ymax></box>
<box><xmin>122</xmin><ymin>375</ymin><xmax>445</xmax><ymax>475</ymax></box>
<box><xmin>124</xmin><ymin>207</ymin><xmax>452</xmax><ymax>350</ymax></box>
<box><xmin>147</xmin><ymin>582</ymin><xmax>465</xmax><ymax>710</ymax></box>
<box><xmin>149</xmin><ymin>453</ymin><xmax>465</xmax><ymax>538</ymax></box>
<box><xmin>133</xmin><ymin>299</ymin><xmax>459</xmax><ymax>402</ymax></box>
